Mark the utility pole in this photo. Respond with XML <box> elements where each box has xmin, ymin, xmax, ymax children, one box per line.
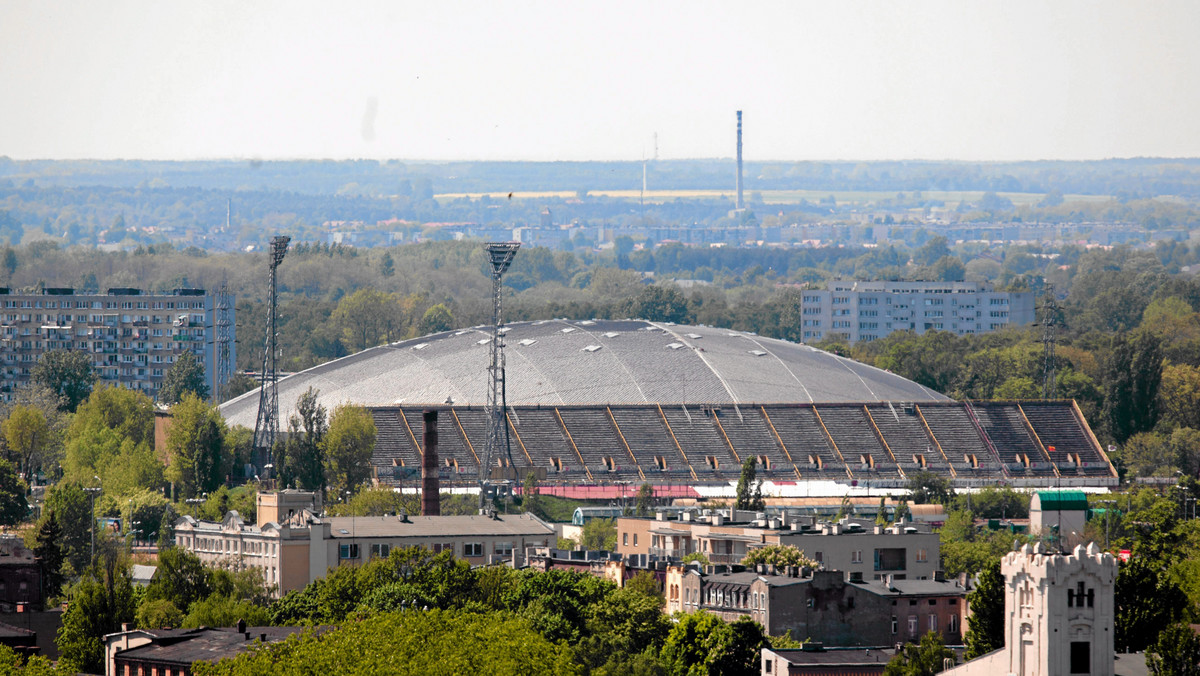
<box><xmin>84</xmin><ymin>478</ymin><xmax>101</xmax><ymax>565</ymax></box>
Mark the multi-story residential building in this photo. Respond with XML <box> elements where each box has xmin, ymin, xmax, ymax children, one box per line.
<box><xmin>619</xmin><ymin>511</ymin><xmax>942</xmax><ymax>581</ymax></box>
<box><xmin>174</xmin><ymin>491</ymin><xmax>556</xmax><ymax>596</ymax></box>
<box><xmin>793</xmin><ymin>281</ymin><xmax>1035</xmax><ymax>344</ymax></box>
<box><xmin>667</xmin><ymin>564</ymin><xmax>966</xmax><ymax>646</ymax></box>
<box><xmin>0</xmin><ymin>287</ymin><xmax>234</xmax><ymax>402</ymax></box>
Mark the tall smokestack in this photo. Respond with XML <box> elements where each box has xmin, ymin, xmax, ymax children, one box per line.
<box><xmin>422</xmin><ymin>410</ymin><xmax>440</xmax><ymax>516</ymax></box>
<box><xmin>736</xmin><ymin>110</ymin><xmax>744</xmax><ymax>210</ymax></box>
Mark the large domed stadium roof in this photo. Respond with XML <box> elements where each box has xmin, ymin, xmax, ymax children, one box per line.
<box><xmin>220</xmin><ymin>319</ymin><xmax>948</xmax><ymax>429</ymax></box>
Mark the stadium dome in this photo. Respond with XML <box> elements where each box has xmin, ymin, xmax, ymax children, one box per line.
<box><xmin>220</xmin><ymin>319</ymin><xmax>948</xmax><ymax>429</ymax></box>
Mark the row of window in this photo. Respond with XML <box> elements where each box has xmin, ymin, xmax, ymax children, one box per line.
<box><xmin>1</xmin><ymin>299</ymin><xmax>205</xmax><ymax>310</ymax></box>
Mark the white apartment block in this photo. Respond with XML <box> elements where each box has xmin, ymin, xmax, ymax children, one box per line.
<box><xmin>795</xmin><ymin>281</ymin><xmax>1036</xmax><ymax>344</ymax></box>
<box><xmin>0</xmin><ymin>287</ymin><xmax>234</xmax><ymax>402</ymax></box>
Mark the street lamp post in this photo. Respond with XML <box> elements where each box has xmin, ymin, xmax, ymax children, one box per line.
<box><xmin>84</xmin><ymin>477</ymin><xmax>101</xmax><ymax>565</ymax></box>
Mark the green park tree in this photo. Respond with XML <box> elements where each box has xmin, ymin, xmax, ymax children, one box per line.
<box><xmin>579</xmin><ymin>517</ymin><xmax>617</xmax><ymax>551</ymax></box>
<box><xmin>964</xmin><ymin>558</ymin><xmax>1004</xmax><ymax>659</ymax></box>
<box><xmin>908</xmin><ymin>471</ymin><xmax>954</xmax><ymax>505</ymax></box>
<box><xmin>741</xmin><ymin>545</ymin><xmax>817</xmax><ymax>569</ymax></box>
<box><xmin>1103</xmin><ymin>331</ymin><xmax>1164</xmax><ymax>444</ymax></box>
<box><xmin>636</xmin><ymin>482</ymin><xmax>655</xmax><ymax>517</ymax></box>
<box><xmin>55</xmin><ymin>548</ymin><xmax>136</xmax><ymax>673</ymax></box>
<box><xmin>33</xmin><ymin>510</ymin><xmax>65</xmax><ymax>600</ymax></box>
<box><xmin>278</xmin><ymin>387</ymin><xmax>328</xmax><ymax>493</ymax></box>
<box><xmin>1147</xmin><ymin>622</ymin><xmax>1200</xmax><ymax>676</ymax></box>
<box><xmin>31</xmin><ymin>349</ymin><xmax>97</xmax><ymax>413</ymax></box>
<box><xmin>332</xmin><ymin>288</ymin><xmax>403</xmax><ymax>352</ymax></box>
<box><xmin>0</xmin><ymin>459</ymin><xmax>27</xmax><ymax>526</ymax></box>
<box><xmin>734</xmin><ymin>456</ymin><xmax>765</xmax><ymax>512</ymax></box>
<box><xmin>158</xmin><ymin>350</ymin><xmax>210</xmax><ymax>404</ymax></box>
<box><xmin>42</xmin><ymin>483</ymin><xmax>92</xmax><ymax>572</ymax></box>
<box><xmin>2</xmin><ymin>404</ymin><xmax>50</xmax><ymax>480</ymax></box>
<box><xmin>323</xmin><ymin>403</ymin><xmax>376</xmax><ymax>499</ymax></box>
<box><xmin>884</xmin><ymin>631</ymin><xmax>956</xmax><ymax>676</ymax></box>
<box><xmin>165</xmin><ymin>394</ymin><xmax>227</xmax><ymax>499</ymax></box>
<box><xmin>417</xmin><ymin>303</ymin><xmax>455</xmax><ymax>334</ymax></box>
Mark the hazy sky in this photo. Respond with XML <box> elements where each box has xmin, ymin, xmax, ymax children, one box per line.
<box><xmin>3</xmin><ymin>1</ymin><xmax>1199</xmax><ymax>162</ymax></box>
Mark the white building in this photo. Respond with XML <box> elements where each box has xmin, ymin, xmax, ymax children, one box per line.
<box><xmin>944</xmin><ymin>541</ymin><xmax>1117</xmax><ymax>676</ymax></box>
<box><xmin>794</xmin><ymin>281</ymin><xmax>1036</xmax><ymax>344</ymax></box>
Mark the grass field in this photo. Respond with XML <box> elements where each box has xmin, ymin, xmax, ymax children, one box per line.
<box><xmin>435</xmin><ymin>189</ymin><xmax>1114</xmax><ymax>207</ymax></box>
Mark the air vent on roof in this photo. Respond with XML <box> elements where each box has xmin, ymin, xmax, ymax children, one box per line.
<box><xmin>582</xmin><ymin>345</ymin><xmax>602</xmax><ymax>352</ymax></box>
<box><xmin>561</xmin><ymin>327</ymin><xmax>577</xmax><ymax>333</ymax></box>
<box><xmin>518</xmin><ymin>339</ymin><xmax>537</xmax><ymax>346</ymax></box>
<box><xmin>476</xmin><ymin>339</ymin><xmax>491</xmax><ymax>345</ymax></box>
<box><xmin>666</xmin><ymin>343</ymin><xmax>684</xmax><ymax>350</ymax></box>
<box><xmin>602</xmin><ymin>332</ymin><xmax>619</xmax><ymax>338</ymax></box>
<box><xmin>686</xmin><ymin>333</ymin><xmax>702</xmax><ymax>339</ymax></box>
<box><xmin>749</xmin><ymin>350</ymin><xmax>768</xmax><ymax>357</ymax></box>
<box><xmin>498</xmin><ymin>327</ymin><xmax>510</xmax><ymax>334</ymax></box>
<box><xmin>412</xmin><ymin>343</ymin><xmax>428</xmax><ymax>350</ymax></box>
<box><xmin>338</xmin><ymin>529</ymin><xmax>349</xmax><ymax>534</ymax></box>
<box><xmin>454</xmin><ymin>330</ymin><xmax>470</xmax><ymax>336</ymax></box>
<box><xmin>579</xmin><ymin>320</ymin><xmax>595</xmax><ymax>326</ymax></box>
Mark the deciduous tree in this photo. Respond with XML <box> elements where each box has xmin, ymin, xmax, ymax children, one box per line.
<box><xmin>158</xmin><ymin>350</ymin><xmax>209</xmax><ymax>404</ymax></box>
<box><xmin>32</xmin><ymin>349</ymin><xmax>97</xmax><ymax>413</ymax></box>
<box><xmin>964</xmin><ymin>558</ymin><xmax>1004</xmax><ymax>659</ymax></box>
<box><xmin>165</xmin><ymin>394</ymin><xmax>227</xmax><ymax>498</ymax></box>
<box><xmin>734</xmin><ymin>456</ymin><xmax>765</xmax><ymax>512</ymax></box>
<box><xmin>323</xmin><ymin>403</ymin><xmax>375</xmax><ymax>499</ymax></box>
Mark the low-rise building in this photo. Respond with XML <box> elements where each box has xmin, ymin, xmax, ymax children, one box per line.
<box><xmin>104</xmin><ymin>622</ymin><xmax>328</xmax><ymax>676</ymax></box>
<box><xmin>0</xmin><ymin>536</ymin><xmax>41</xmax><ymax>610</ymax></box>
<box><xmin>173</xmin><ymin>492</ymin><xmax>555</xmax><ymax>596</ymax></box>
<box><xmin>761</xmin><ymin>645</ymin><xmax>898</xmax><ymax>676</ymax></box>
<box><xmin>620</xmin><ymin>511</ymin><xmax>942</xmax><ymax>581</ymax></box>
<box><xmin>668</xmin><ymin>564</ymin><xmax>965</xmax><ymax>646</ymax></box>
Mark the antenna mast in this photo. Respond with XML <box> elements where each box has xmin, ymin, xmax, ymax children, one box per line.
<box><xmin>480</xmin><ymin>241</ymin><xmax>520</xmax><ymax>508</ymax></box>
<box><xmin>253</xmin><ymin>235</ymin><xmax>291</xmax><ymax>470</ymax></box>
<box><xmin>1039</xmin><ymin>282</ymin><xmax>1059</xmax><ymax>399</ymax></box>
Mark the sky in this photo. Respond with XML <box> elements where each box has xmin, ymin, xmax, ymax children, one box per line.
<box><xmin>2</xmin><ymin>1</ymin><xmax>1199</xmax><ymax>162</ymax></box>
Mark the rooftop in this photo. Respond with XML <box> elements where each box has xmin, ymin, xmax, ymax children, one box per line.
<box><xmin>220</xmin><ymin>319</ymin><xmax>947</xmax><ymax>428</ymax></box>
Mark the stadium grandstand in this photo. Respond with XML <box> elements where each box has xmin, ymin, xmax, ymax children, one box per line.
<box><xmin>219</xmin><ymin>319</ymin><xmax>1117</xmax><ymax>489</ymax></box>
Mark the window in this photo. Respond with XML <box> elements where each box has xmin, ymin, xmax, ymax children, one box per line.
<box><xmin>623</xmin><ymin>533</ymin><xmax>629</xmax><ymax>546</ymax></box>
<box><xmin>949</xmin><ymin>614</ymin><xmax>959</xmax><ymax>634</ymax></box>
<box><xmin>494</xmin><ymin>541</ymin><xmax>514</xmax><ymax>557</ymax></box>
<box><xmin>929</xmin><ymin>614</ymin><xmax>937</xmax><ymax>632</ymax></box>
<box><xmin>814</xmin><ymin>551</ymin><xmax>823</xmax><ymax>563</ymax></box>
<box><xmin>370</xmin><ymin>543</ymin><xmax>391</xmax><ymax>559</ymax></box>
<box><xmin>891</xmin><ymin>616</ymin><xmax>898</xmax><ymax>634</ymax></box>
<box><xmin>851</xmin><ymin>550</ymin><xmax>862</xmax><ymax>564</ymax></box>
<box><xmin>908</xmin><ymin>616</ymin><xmax>917</xmax><ymax>634</ymax></box>
<box><xmin>464</xmin><ymin>542</ymin><xmax>483</xmax><ymax>557</ymax></box>
<box><xmin>916</xmin><ymin>548</ymin><xmax>928</xmax><ymax>562</ymax></box>
<box><xmin>1070</xmin><ymin>642</ymin><xmax>1090</xmax><ymax>674</ymax></box>
<box><xmin>633</xmin><ymin>534</ymin><xmax>638</xmax><ymax>546</ymax></box>
<box><xmin>339</xmin><ymin>544</ymin><xmax>360</xmax><ymax>560</ymax></box>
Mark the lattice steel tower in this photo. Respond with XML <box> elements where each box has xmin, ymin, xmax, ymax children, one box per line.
<box><xmin>253</xmin><ymin>236</ymin><xmax>290</xmax><ymax>467</ymax></box>
<box><xmin>214</xmin><ymin>282</ymin><xmax>233</xmax><ymax>403</ymax></box>
<box><xmin>1039</xmin><ymin>282</ymin><xmax>1060</xmax><ymax>399</ymax></box>
<box><xmin>480</xmin><ymin>242</ymin><xmax>520</xmax><ymax>507</ymax></box>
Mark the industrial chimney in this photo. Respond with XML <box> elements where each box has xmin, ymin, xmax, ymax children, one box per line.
<box><xmin>422</xmin><ymin>409</ymin><xmax>440</xmax><ymax>516</ymax></box>
<box><xmin>736</xmin><ymin>110</ymin><xmax>744</xmax><ymax>210</ymax></box>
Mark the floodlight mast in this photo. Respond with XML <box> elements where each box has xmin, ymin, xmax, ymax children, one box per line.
<box><xmin>480</xmin><ymin>242</ymin><xmax>520</xmax><ymax>508</ymax></box>
<box><xmin>253</xmin><ymin>235</ymin><xmax>291</xmax><ymax>474</ymax></box>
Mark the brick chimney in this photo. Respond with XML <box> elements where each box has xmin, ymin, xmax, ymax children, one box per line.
<box><xmin>422</xmin><ymin>410</ymin><xmax>440</xmax><ymax>516</ymax></box>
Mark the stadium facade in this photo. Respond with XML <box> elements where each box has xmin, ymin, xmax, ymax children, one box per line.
<box><xmin>219</xmin><ymin>319</ymin><xmax>1116</xmax><ymax>489</ymax></box>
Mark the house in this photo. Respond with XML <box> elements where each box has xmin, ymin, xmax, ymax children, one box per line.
<box><xmin>0</xmin><ymin>536</ymin><xmax>41</xmax><ymax>610</ymax></box>
<box><xmin>620</xmin><ymin>510</ymin><xmax>942</xmax><ymax>581</ymax></box>
<box><xmin>669</xmin><ymin>563</ymin><xmax>966</xmax><ymax>646</ymax></box>
<box><xmin>104</xmin><ymin>621</ymin><xmax>329</xmax><ymax>676</ymax></box>
<box><xmin>761</xmin><ymin>644</ymin><xmax>898</xmax><ymax>676</ymax></box>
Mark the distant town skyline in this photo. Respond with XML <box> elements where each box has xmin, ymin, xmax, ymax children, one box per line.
<box><xmin>3</xmin><ymin>1</ymin><xmax>1199</xmax><ymax>163</ymax></box>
